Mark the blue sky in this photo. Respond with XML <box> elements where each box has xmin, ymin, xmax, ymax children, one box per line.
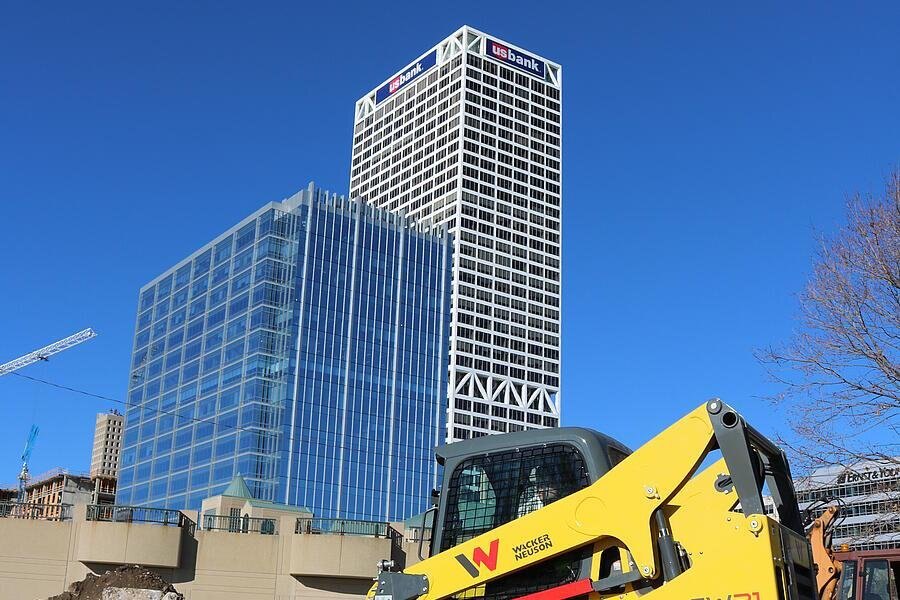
<box><xmin>1</xmin><ymin>2</ymin><xmax>898</xmax><ymax>484</ymax></box>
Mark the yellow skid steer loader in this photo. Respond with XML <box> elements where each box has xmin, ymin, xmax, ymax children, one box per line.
<box><xmin>372</xmin><ymin>400</ymin><xmax>815</xmax><ymax>600</ymax></box>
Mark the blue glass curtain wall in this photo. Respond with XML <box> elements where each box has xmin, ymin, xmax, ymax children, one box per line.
<box><xmin>119</xmin><ymin>185</ymin><xmax>450</xmax><ymax>521</ymax></box>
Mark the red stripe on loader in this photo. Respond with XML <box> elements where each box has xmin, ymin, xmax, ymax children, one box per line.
<box><xmin>511</xmin><ymin>579</ymin><xmax>594</xmax><ymax>600</ymax></box>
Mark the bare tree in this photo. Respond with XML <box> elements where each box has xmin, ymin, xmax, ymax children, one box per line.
<box><xmin>759</xmin><ymin>170</ymin><xmax>900</xmax><ymax>473</ymax></box>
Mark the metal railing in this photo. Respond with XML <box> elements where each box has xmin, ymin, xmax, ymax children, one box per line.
<box><xmin>202</xmin><ymin>514</ymin><xmax>278</xmax><ymax>535</ymax></box>
<box><xmin>26</xmin><ymin>467</ymin><xmax>90</xmax><ymax>483</ymax></box>
<box><xmin>405</xmin><ymin>527</ymin><xmax>433</xmax><ymax>543</ymax></box>
<box><xmin>295</xmin><ymin>517</ymin><xmax>397</xmax><ymax>539</ymax></box>
<box><xmin>0</xmin><ymin>501</ymin><xmax>73</xmax><ymax>521</ymax></box>
<box><xmin>179</xmin><ymin>512</ymin><xmax>197</xmax><ymax>536</ymax></box>
<box><xmin>86</xmin><ymin>504</ymin><xmax>195</xmax><ymax>534</ymax></box>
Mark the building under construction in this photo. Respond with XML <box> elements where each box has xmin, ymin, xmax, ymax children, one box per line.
<box><xmin>21</xmin><ymin>468</ymin><xmax>93</xmax><ymax>519</ymax></box>
<box><xmin>8</xmin><ymin>410</ymin><xmax>123</xmax><ymax>516</ymax></box>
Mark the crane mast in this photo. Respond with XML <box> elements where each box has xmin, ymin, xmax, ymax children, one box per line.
<box><xmin>18</xmin><ymin>425</ymin><xmax>39</xmax><ymax>500</ymax></box>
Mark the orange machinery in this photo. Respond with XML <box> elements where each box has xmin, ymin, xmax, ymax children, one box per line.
<box><xmin>807</xmin><ymin>504</ymin><xmax>899</xmax><ymax>600</ymax></box>
<box><xmin>808</xmin><ymin>506</ymin><xmax>842</xmax><ymax>600</ymax></box>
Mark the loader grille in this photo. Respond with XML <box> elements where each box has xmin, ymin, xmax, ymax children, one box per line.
<box><xmin>793</xmin><ymin>563</ymin><xmax>815</xmax><ymax>600</ymax></box>
<box><xmin>779</xmin><ymin>526</ymin><xmax>816</xmax><ymax>600</ymax></box>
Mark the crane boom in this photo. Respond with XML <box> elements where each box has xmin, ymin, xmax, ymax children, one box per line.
<box><xmin>0</xmin><ymin>328</ymin><xmax>97</xmax><ymax>376</ymax></box>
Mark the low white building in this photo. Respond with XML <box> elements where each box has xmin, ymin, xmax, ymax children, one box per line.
<box><xmin>795</xmin><ymin>459</ymin><xmax>900</xmax><ymax>551</ymax></box>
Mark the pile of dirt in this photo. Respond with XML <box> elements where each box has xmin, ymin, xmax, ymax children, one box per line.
<box><xmin>48</xmin><ymin>565</ymin><xmax>183</xmax><ymax>600</ymax></box>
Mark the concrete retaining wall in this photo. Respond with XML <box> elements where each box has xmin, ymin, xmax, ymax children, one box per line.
<box><xmin>0</xmin><ymin>511</ymin><xmax>395</xmax><ymax>600</ymax></box>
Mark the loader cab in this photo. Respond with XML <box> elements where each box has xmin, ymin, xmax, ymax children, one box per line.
<box><xmin>429</xmin><ymin>427</ymin><xmax>630</xmax><ymax>600</ymax></box>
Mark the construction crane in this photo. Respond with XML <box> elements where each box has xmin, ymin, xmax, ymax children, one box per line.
<box><xmin>17</xmin><ymin>425</ymin><xmax>39</xmax><ymax>501</ymax></box>
<box><xmin>0</xmin><ymin>328</ymin><xmax>97</xmax><ymax>376</ymax></box>
<box><xmin>0</xmin><ymin>328</ymin><xmax>96</xmax><ymax>500</ymax></box>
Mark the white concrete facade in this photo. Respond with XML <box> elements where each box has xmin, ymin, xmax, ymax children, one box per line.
<box><xmin>796</xmin><ymin>459</ymin><xmax>900</xmax><ymax>551</ymax></box>
<box><xmin>350</xmin><ymin>26</ymin><xmax>563</xmax><ymax>442</ymax></box>
<box><xmin>91</xmin><ymin>410</ymin><xmax>124</xmax><ymax>479</ymax></box>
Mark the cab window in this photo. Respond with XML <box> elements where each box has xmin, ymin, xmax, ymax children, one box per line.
<box><xmin>838</xmin><ymin>561</ymin><xmax>857</xmax><ymax>600</ymax></box>
<box><xmin>608</xmin><ymin>446</ymin><xmax>629</xmax><ymax>469</ymax></box>
<box><xmin>862</xmin><ymin>559</ymin><xmax>894</xmax><ymax>600</ymax></box>
<box><xmin>440</xmin><ymin>443</ymin><xmax>589</xmax><ymax>552</ymax></box>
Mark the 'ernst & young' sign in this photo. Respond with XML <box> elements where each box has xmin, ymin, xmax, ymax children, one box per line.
<box><xmin>836</xmin><ymin>466</ymin><xmax>900</xmax><ymax>484</ymax></box>
<box><xmin>375</xmin><ymin>50</ymin><xmax>438</xmax><ymax>104</ymax></box>
<box><xmin>486</xmin><ymin>39</ymin><xmax>546</xmax><ymax>79</ymax></box>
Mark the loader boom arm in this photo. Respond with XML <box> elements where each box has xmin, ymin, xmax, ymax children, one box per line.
<box><xmin>373</xmin><ymin>401</ymin><xmax>814</xmax><ymax>600</ymax></box>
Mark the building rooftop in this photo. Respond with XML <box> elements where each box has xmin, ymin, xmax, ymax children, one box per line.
<box><xmin>222</xmin><ymin>474</ymin><xmax>253</xmax><ymax>499</ymax></box>
<box><xmin>220</xmin><ymin>475</ymin><xmax>311</xmax><ymax>514</ymax></box>
<box><xmin>356</xmin><ymin>24</ymin><xmax>561</xmax><ymax>104</ymax></box>
<box><xmin>25</xmin><ymin>468</ymin><xmax>92</xmax><ymax>490</ymax></box>
<box><xmin>794</xmin><ymin>457</ymin><xmax>900</xmax><ymax>489</ymax></box>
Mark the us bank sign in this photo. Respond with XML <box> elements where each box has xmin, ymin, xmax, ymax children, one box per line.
<box><xmin>485</xmin><ymin>38</ymin><xmax>546</xmax><ymax>78</ymax></box>
<box><xmin>375</xmin><ymin>50</ymin><xmax>438</xmax><ymax>104</ymax></box>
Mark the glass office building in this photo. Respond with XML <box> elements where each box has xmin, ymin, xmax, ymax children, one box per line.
<box><xmin>118</xmin><ymin>183</ymin><xmax>452</xmax><ymax>520</ymax></box>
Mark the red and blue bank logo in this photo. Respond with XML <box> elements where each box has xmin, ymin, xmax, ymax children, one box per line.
<box><xmin>486</xmin><ymin>39</ymin><xmax>546</xmax><ymax>78</ymax></box>
<box><xmin>375</xmin><ymin>50</ymin><xmax>438</xmax><ymax>104</ymax></box>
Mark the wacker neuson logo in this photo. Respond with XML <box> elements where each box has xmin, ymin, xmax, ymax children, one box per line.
<box><xmin>375</xmin><ymin>50</ymin><xmax>437</xmax><ymax>104</ymax></box>
<box><xmin>486</xmin><ymin>39</ymin><xmax>546</xmax><ymax>78</ymax></box>
<box><xmin>513</xmin><ymin>534</ymin><xmax>553</xmax><ymax>561</ymax></box>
